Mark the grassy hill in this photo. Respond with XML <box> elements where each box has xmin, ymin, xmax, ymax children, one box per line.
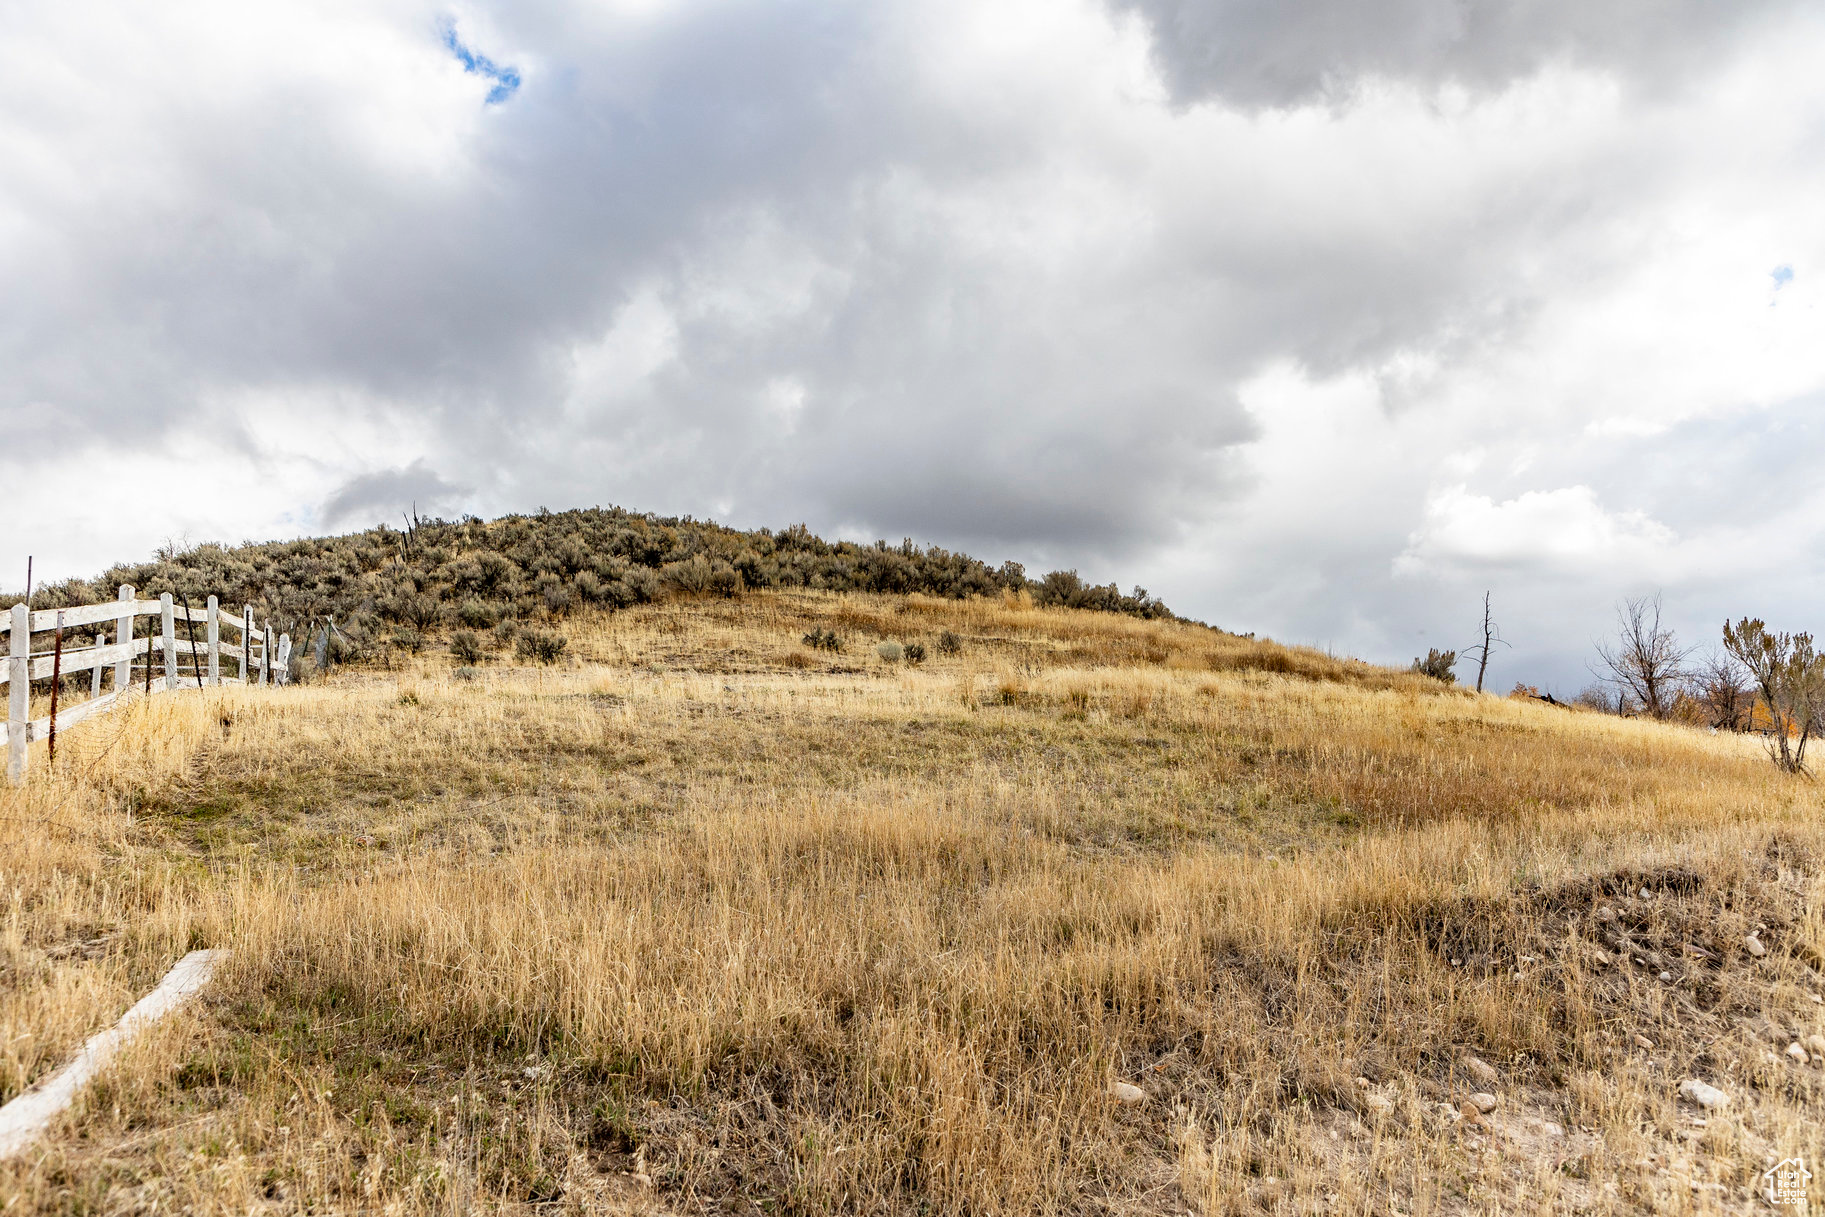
<box><xmin>1</xmin><ymin>588</ymin><xmax>1821</xmax><ymax>1213</ymax></box>
<box><xmin>10</xmin><ymin>508</ymin><xmax>1172</xmax><ymax>675</ymax></box>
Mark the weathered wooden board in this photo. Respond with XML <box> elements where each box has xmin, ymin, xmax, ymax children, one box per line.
<box><xmin>0</xmin><ymin>636</ymin><xmax>154</xmax><ymax>686</ymax></box>
<box><xmin>1</xmin><ymin>601</ymin><xmax>163</xmax><ymax>636</ymax></box>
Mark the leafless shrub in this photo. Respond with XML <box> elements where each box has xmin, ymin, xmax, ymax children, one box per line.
<box><xmin>1693</xmin><ymin>650</ymin><xmax>1753</xmax><ymax>732</ymax></box>
<box><xmin>1592</xmin><ymin>593</ymin><xmax>1693</xmax><ymax>719</ymax></box>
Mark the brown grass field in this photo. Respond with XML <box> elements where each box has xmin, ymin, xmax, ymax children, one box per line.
<box><xmin>0</xmin><ymin>590</ymin><xmax>1820</xmax><ymax>1214</ymax></box>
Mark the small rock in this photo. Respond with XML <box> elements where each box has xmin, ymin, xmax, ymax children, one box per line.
<box><xmin>1639</xmin><ymin>888</ymin><xmax>1652</xmax><ymax>899</ymax></box>
<box><xmin>1807</xmin><ymin>1034</ymin><xmax>1825</xmax><ymax>1058</ymax></box>
<box><xmin>1659</xmin><ymin>971</ymin><xmax>1673</xmax><ymax>982</ymax></box>
<box><xmin>1108</xmin><ymin>1081</ymin><xmax>1147</xmax><ymax>1104</ymax></box>
<box><xmin>1785</xmin><ymin>1042</ymin><xmax>1810</xmax><ymax>1064</ymax></box>
<box><xmin>1364</xmin><ymin>1092</ymin><xmax>1394</xmax><ymax>1114</ymax></box>
<box><xmin>1590</xmin><ymin>948</ymin><xmax>1612</xmax><ymax>966</ymax></box>
<box><xmin>1468</xmin><ymin>1092</ymin><xmax>1499</xmax><ymax>1114</ymax></box>
<box><xmin>1462</xmin><ymin>1056</ymin><xmax>1500</xmax><ymax>1086</ymax></box>
<box><xmin>1811</xmin><ymin>992</ymin><xmax>1822</xmax><ymax>1004</ymax></box>
<box><xmin>1634</xmin><ymin>1034</ymin><xmax>1655</xmax><ymax>1050</ymax></box>
<box><xmin>1595</xmin><ymin>906</ymin><xmax>1618</xmax><ymax>924</ymax></box>
<box><xmin>1678</xmin><ymin>1080</ymin><xmax>1730</xmax><ymax>1110</ymax></box>
<box><xmin>1745</xmin><ymin>935</ymin><xmax>1767</xmax><ymax>958</ymax></box>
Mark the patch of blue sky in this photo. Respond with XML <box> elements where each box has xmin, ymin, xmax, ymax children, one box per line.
<box><xmin>1771</xmin><ymin>264</ymin><xmax>1794</xmax><ymax>288</ymax></box>
<box><xmin>441</xmin><ymin>21</ymin><xmax>520</xmax><ymax>104</ymax></box>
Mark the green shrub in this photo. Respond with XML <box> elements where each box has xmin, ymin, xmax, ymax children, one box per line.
<box><xmin>390</xmin><ymin>626</ymin><xmax>424</xmax><ymax>654</ymax></box>
<box><xmin>802</xmin><ymin>628</ymin><xmax>842</xmax><ymax>652</ymax></box>
<box><xmin>516</xmin><ymin>628</ymin><xmax>568</xmax><ymax>664</ymax></box>
<box><xmin>387</xmin><ymin>593</ymin><xmax>441</xmax><ymax>632</ymax></box>
<box><xmin>456</xmin><ymin>599</ymin><xmax>499</xmax><ymax>628</ymax></box>
<box><xmin>903</xmin><ymin>642</ymin><xmax>926</xmax><ymax>665</ymax></box>
<box><xmin>1410</xmin><ymin>648</ymin><xmax>1457</xmax><ymax>683</ymax></box>
<box><xmin>876</xmin><ymin>641</ymin><xmax>903</xmax><ymax>663</ymax></box>
<box><xmin>450</xmin><ymin>630</ymin><xmax>485</xmax><ymax>664</ymax></box>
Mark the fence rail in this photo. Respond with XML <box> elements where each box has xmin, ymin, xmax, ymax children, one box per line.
<box><xmin>5</xmin><ymin>585</ymin><xmax>290</xmax><ymax>786</ymax></box>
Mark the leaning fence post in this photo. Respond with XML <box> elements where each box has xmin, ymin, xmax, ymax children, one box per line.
<box><xmin>114</xmin><ymin>586</ymin><xmax>134</xmax><ymax>693</ymax></box>
<box><xmin>160</xmin><ymin>594</ymin><xmax>177</xmax><ymax>692</ymax></box>
<box><xmin>7</xmin><ymin>604</ymin><xmax>28</xmax><ymax>787</ymax></box>
<box><xmin>206</xmin><ymin>596</ymin><xmax>220</xmax><ymax>687</ymax></box>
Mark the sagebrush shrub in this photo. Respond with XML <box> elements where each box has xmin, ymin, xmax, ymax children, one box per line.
<box><xmin>877</xmin><ymin>641</ymin><xmax>903</xmax><ymax>663</ymax></box>
<box><xmin>516</xmin><ymin>628</ymin><xmax>568</xmax><ymax>664</ymax></box>
<box><xmin>450</xmin><ymin>630</ymin><xmax>484</xmax><ymax>664</ymax></box>
<box><xmin>457</xmin><ymin>599</ymin><xmax>499</xmax><ymax>628</ymax></box>
<box><xmin>903</xmin><ymin>642</ymin><xmax>926</xmax><ymax>664</ymax></box>
<box><xmin>937</xmin><ymin>630</ymin><xmax>962</xmax><ymax>656</ymax></box>
<box><xmin>802</xmin><ymin>628</ymin><xmax>842</xmax><ymax>652</ymax></box>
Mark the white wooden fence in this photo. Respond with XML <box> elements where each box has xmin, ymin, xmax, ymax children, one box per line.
<box><xmin>4</xmin><ymin>585</ymin><xmax>291</xmax><ymax>786</ymax></box>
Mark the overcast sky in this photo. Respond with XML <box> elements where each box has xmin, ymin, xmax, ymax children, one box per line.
<box><xmin>6</xmin><ymin>0</ymin><xmax>1822</xmax><ymax>692</ymax></box>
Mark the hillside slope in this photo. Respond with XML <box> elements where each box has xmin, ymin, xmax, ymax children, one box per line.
<box><xmin>0</xmin><ymin>591</ymin><xmax>1821</xmax><ymax>1214</ymax></box>
<box><xmin>10</xmin><ymin>509</ymin><xmax>1173</xmax><ymax>672</ymax></box>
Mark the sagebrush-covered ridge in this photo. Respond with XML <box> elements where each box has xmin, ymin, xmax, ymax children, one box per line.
<box><xmin>10</xmin><ymin>507</ymin><xmax>1173</xmax><ymax>659</ymax></box>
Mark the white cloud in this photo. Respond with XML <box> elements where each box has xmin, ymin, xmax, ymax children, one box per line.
<box><xmin>1396</xmin><ymin>484</ymin><xmax>1674</xmax><ymax>575</ymax></box>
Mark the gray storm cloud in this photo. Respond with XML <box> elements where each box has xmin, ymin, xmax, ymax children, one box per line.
<box><xmin>3</xmin><ymin>0</ymin><xmax>1824</xmax><ymax>691</ymax></box>
<box><xmin>1112</xmin><ymin>0</ymin><xmax>1797</xmax><ymax>107</ymax></box>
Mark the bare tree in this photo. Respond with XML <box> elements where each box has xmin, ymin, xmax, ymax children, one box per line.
<box><xmin>1722</xmin><ymin>618</ymin><xmax>1825</xmax><ymax>773</ymax></box>
<box><xmin>1693</xmin><ymin>649</ymin><xmax>1753</xmax><ymax>732</ymax></box>
<box><xmin>1592</xmin><ymin>593</ymin><xmax>1693</xmax><ymax>719</ymax></box>
<box><xmin>1462</xmin><ymin>591</ymin><xmax>1508</xmax><ymax>693</ymax></box>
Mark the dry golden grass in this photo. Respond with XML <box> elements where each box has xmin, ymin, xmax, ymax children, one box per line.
<box><xmin>0</xmin><ymin>590</ymin><xmax>1820</xmax><ymax>1214</ymax></box>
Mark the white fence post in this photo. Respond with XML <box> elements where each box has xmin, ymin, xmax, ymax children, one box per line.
<box><xmin>275</xmin><ymin>634</ymin><xmax>291</xmax><ymax>686</ymax></box>
<box><xmin>7</xmin><ymin>604</ymin><xmax>28</xmax><ymax>787</ymax></box>
<box><xmin>90</xmin><ymin>635</ymin><xmax>104</xmax><ymax>698</ymax></box>
<box><xmin>160</xmin><ymin>594</ymin><xmax>177</xmax><ymax>692</ymax></box>
<box><xmin>206</xmin><ymin>596</ymin><xmax>220</xmax><ymax>687</ymax></box>
<box><xmin>114</xmin><ymin>585</ymin><xmax>134</xmax><ymax>692</ymax></box>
